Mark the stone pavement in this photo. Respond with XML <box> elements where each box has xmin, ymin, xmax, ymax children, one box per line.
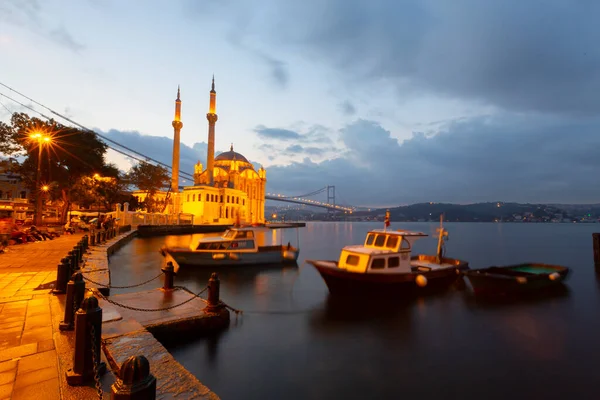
<box><xmin>0</xmin><ymin>233</ymin><xmax>84</xmax><ymax>400</ymax></box>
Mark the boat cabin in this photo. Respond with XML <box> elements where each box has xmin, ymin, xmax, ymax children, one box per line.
<box><xmin>338</xmin><ymin>229</ymin><xmax>427</xmax><ymax>274</ymax></box>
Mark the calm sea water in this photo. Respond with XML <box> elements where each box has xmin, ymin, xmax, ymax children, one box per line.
<box><xmin>109</xmin><ymin>222</ymin><xmax>600</xmax><ymax>400</ymax></box>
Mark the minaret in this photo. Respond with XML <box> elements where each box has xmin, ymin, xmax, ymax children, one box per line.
<box><xmin>206</xmin><ymin>75</ymin><xmax>218</xmax><ymax>185</ymax></box>
<box><xmin>171</xmin><ymin>85</ymin><xmax>183</xmax><ymax>192</ymax></box>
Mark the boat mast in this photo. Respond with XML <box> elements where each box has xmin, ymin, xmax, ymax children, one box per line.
<box><xmin>436</xmin><ymin>213</ymin><xmax>448</xmax><ymax>263</ymax></box>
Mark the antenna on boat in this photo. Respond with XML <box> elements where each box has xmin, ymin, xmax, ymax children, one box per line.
<box><xmin>436</xmin><ymin>213</ymin><xmax>448</xmax><ymax>263</ymax></box>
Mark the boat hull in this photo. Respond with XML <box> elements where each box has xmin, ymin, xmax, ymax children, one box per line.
<box><xmin>307</xmin><ymin>256</ymin><xmax>469</xmax><ymax>297</ymax></box>
<box><xmin>463</xmin><ymin>263</ymin><xmax>571</xmax><ymax>296</ymax></box>
<box><xmin>163</xmin><ymin>247</ymin><xmax>299</xmax><ymax>267</ymax></box>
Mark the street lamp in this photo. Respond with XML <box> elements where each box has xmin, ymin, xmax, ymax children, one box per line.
<box><xmin>30</xmin><ymin>132</ymin><xmax>52</xmax><ymax>225</ymax></box>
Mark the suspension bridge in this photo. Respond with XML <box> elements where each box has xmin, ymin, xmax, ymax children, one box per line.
<box><xmin>266</xmin><ymin>186</ymin><xmax>356</xmax><ymax>212</ymax></box>
<box><xmin>0</xmin><ymin>82</ymin><xmax>366</xmax><ymax>213</ymax></box>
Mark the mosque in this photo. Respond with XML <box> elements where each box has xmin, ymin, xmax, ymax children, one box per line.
<box><xmin>135</xmin><ymin>78</ymin><xmax>266</xmax><ymax>224</ymax></box>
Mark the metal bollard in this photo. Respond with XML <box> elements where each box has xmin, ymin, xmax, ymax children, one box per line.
<box><xmin>82</xmin><ymin>235</ymin><xmax>88</xmax><ymax>250</ymax></box>
<box><xmin>205</xmin><ymin>272</ymin><xmax>221</xmax><ymax>312</ymax></box>
<box><xmin>161</xmin><ymin>262</ymin><xmax>176</xmax><ymax>290</ymax></box>
<box><xmin>111</xmin><ymin>355</ymin><xmax>157</xmax><ymax>399</ymax></box>
<box><xmin>76</xmin><ymin>242</ymin><xmax>83</xmax><ymax>262</ymax></box>
<box><xmin>52</xmin><ymin>257</ymin><xmax>71</xmax><ymax>294</ymax></box>
<box><xmin>90</xmin><ymin>232</ymin><xmax>96</xmax><ymax>246</ymax></box>
<box><xmin>59</xmin><ymin>273</ymin><xmax>85</xmax><ymax>331</ymax></box>
<box><xmin>66</xmin><ymin>295</ymin><xmax>106</xmax><ymax>385</ymax></box>
<box><xmin>68</xmin><ymin>250</ymin><xmax>78</xmax><ymax>274</ymax></box>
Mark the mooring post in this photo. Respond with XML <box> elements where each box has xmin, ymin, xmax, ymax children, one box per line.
<box><xmin>111</xmin><ymin>355</ymin><xmax>157</xmax><ymax>399</ymax></box>
<box><xmin>76</xmin><ymin>242</ymin><xmax>83</xmax><ymax>263</ymax></box>
<box><xmin>593</xmin><ymin>233</ymin><xmax>600</xmax><ymax>268</ymax></box>
<box><xmin>59</xmin><ymin>273</ymin><xmax>86</xmax><ymax>331</ymax></box>
<box><xmin>90</xmin><ymin>230</ymin><xmax>96</xmax><ymax>246</ymax></box>
<box><xmin>66</xmin><ymin>295</ymin><xmax>106</xmax><ymax>386</ymax></box>
<box><xmin>205</xmin><ymin>272</ymin><xmax>221</xmax><ymax>312</ymax></box>
<box><xmin>52</xmin><ymin>257</ymin><xmax>71</xmax><ymax>294</ymax></box>
<box><xmin>68</xmin><ymin>250</ymin><xmax>78</xmax><ymax>274</ymax></box>
<box><xmin>161</xmin><ymin>262</ymin><xmax>176</xmax><ymax>290</ymax></box>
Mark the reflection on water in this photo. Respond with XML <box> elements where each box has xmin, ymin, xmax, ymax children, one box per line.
<box><xmin>108</xmin><ymin>222</ymin><xmax>600</xmax><ymax>400</ymax></box>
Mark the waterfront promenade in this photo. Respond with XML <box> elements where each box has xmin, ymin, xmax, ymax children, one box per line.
<box><xmin>0</xmin><ymin>233</ymin><xmax>84</xmax><ymax>400</ymax></box>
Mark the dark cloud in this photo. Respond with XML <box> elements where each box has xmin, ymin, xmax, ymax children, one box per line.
<box><xmin>257</xmin><ymin>53</ymin><xmax>289</xmax><ymax>88</ymax></box>
<box><xmin>264</xmin><ymin>115</ymin><xmax>600</xmax><ymax>206</ymax></box>
<box><xmin>190</xmin><ymin>0</ymin><xmax>600</xmax><ymax>116</ymax></box>
<box><xmin>254</xmin><ymin>126</ymin><xmax>301</xmax><ymax>140</ymax></box>
<box><xmin>339</xmin><ymin>100</ymin><xmax>356</xmax><ymax>116</ymax></box>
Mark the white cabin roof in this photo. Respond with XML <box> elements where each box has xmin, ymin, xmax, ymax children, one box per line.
<box><xmin>368</xmin><ymin>229</ymin><xmax>428</xmax><ymax>237</ymax></box>
<box><xmin>343</xmin><ymin>245</ymin><xmax>398</xmax><ymax>255</ymax></box>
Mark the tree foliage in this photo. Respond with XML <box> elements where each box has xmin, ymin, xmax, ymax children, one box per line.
<box><xmin>127</xmin><ymin>161</ymin><xmax>170</xmax><ymax>213</ymax></box>
<box><xmin>0</xmin><ymin>112</ymin><xmax>119</xmax><ymax>221</ymax></box>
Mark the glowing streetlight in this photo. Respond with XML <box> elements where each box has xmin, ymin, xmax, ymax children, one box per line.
<box><xmin>30</xmin><ymin>131</ymin><xmax>52</xmax><ymax>225</ymax></box>
<box><xmin>41</xmin><ymin>185</ymin><xmax>49</xmax><ymax>192</ymax></box>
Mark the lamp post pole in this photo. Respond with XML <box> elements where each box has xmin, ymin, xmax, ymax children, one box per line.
<box><xmin>34</xmin><ymin>143</ymin><xmax>43</xmax><ymax>226</ymax></box>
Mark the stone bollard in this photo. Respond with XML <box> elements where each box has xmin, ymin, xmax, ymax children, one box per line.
<box><xmin>59</xmin><ymin>273</ymin><xmax>86</xmax><ymax>331</ymax></box>
<box><xmin>75</xmin><ymin>243</ymin><xmax>83</xmax><ymax>264</ymax></box>
<box><xmin>52</xmin><ymin>257</ymin><xmax>71</xmax><ymax>294</ymax></box>
<box><xmin>111</xmin><ymin>355</ymin><xmax>157</xmax><ymax>399</ymax></box>
<box><xmin>594</xmin><ymin>233</ymin><xmax>600</xmax><ymax>267</ymax></box>
<box><xmin>82</xmin><ymin>235</ymin><xmax>88</xmax><ymax>250</ymax></box>
<box><xmin>161</xmin><ymin>262</ymin><xmax>176</xmax><ymax>290</ymax></box>
<box><xmin>205</xmin><ymin>272</ymin><xmax>221</xmax><ymax>312</ymax></box>
<box><xmin>77</xmin><ymin>242</ymin><xmax>84</xmax><ymax>262</ymax></box>
<box><xmin>66</xmin><ymin>295</ymin><xmax>106</xmax><ymax>385</ymax></box>
<box><xmin>90</xmin><ymin>231</ymin><xmax>96</xmax><ymax>246</ymax></box>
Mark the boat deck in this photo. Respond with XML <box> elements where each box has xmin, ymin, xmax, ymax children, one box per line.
<box><xmin>410</xmin><ymin>260</ymin><xmax>456</xmax><ymax>270</ymax></box>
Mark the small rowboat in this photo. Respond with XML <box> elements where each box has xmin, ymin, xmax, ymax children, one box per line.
<box><xmin>463</xmin><ymin>263</ymin><xmax>571</xmax><ymax>295</ymax></box>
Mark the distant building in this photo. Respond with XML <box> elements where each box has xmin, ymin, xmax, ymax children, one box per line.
<box><xmin>0</xmin><ymin>160</ymin><xmax>31</xmax><ymax>220</ymax></box>
<box><xmin>134</xmin><ymin>78</ymin><xmax>266</xmax><ymax>224</ymax></box>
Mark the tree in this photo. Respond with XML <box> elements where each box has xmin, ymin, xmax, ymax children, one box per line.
<box><xmin>127</xmin><ymin>161</ymin><xmax>170</xmax><ymax>213</ymax></box>
<box><xmin>1</xmin><ymin>113</ymin><xmax>112</xmax><ymax>222</ymax></box>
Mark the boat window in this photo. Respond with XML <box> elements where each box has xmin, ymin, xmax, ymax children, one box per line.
<box><xmin>230</xmin><ymin>240</ymin><xmax>254</xmax><ymax>249</ymax></box>
<box><xmin>209</xmin><ymin>242</ymin><xmax>221</xmax><ymax>250</ymax></box>
<box><xmin>223</xmin><ymin>230</ymin><xmax>236</xmax><ymax>238</ymax></box>
<box><xmin>234</xmin><ymin>231</ymin><xmax>254</xmax><ymax>239</ymax></box>
<box><xmin>401</xmin><ymin>238</ymin><xmax>411</xmax><ymax>250</ymax></box>
<box><xmin>371</xmin><ymin>258</ymin><xmax>385</xmax><ymax>269</ymax></box>
<box><xmin>196</xmin><ymin>242</ymin><xmax>211</xmax><ymax>250</ymax></box>
<box><xmin>388</xmin><ymin>257</ymin><xmax>400</xmax><ymax>268</ymax></box>
<box><xmin>366</xmin><ymin>234</ymin><xmax>375</xmax><ymax>245</ymax></box>
<box><xmin>374</xmin><ymin>235</ymin><xmax>386</xmax><ymax>247</ymax></box>
<box><xmin>386</xmin><ymin>236</ymin><xmax>398</xmax><ymax>248</ymax></box>
<box><xmin>345</xmin><ymin>254</ymin><xmax>360</xmax><ymax>266</ymax></box>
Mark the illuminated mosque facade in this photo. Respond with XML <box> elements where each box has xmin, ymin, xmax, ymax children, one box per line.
<box><xmin>167</xmin><ymin>78</ymin><xmax>266</xmax><ymax>224</ymax></box>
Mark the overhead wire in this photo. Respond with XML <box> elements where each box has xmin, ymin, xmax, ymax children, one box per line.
<box><xmin>0</xmin><ymin>83</ymin><xmax>196</xmax><ymax>180</ymax></box>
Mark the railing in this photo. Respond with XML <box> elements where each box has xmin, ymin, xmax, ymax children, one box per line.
<box><xmin>112</xmin><ymin>203</ymin><xmax>195</xmax><ymax>227</ymax></box>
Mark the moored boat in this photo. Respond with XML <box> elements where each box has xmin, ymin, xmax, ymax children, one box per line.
<box><xmin>463</xmin><ymin>263</ymin><xmax>571</xmax><ymax>296</ymax></box>
<box><xmin>159</xmin><ymin>225</ymin><xmax>299</xmax><ymax>268</ymax></box>
<box><xmin>306</xmin><ymin>213</ymin><xmax>469</xmax><ymax>296</ymax></box>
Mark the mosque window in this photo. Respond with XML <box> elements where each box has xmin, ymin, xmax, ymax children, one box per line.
<box><xmin>187</xmin><ymin>195</ymin><xmax>190</xmax><ymax>202</ymax></box>
<box><xmin>242</xmin><ymin>199</ymin><xmax>245</xmax><ymax>206</ymax></box>
<box><xmin>220</xmin><ymin>195</ymin><xmax>223</xmax><ymax>203</ymax></box>
<box><xmin>192</xmin><ymin>194</ymin><xmax>196</xmax><ymax>202</ymax></box>
<box><xmin>20</xmin><ymin>191</ymin><xmax>26</xmax><ymax>199</ymax></box>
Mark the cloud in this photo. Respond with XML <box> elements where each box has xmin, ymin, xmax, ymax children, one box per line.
<box><xmin>254</xmin><ymin>126</ymin><xmax>301</xmax><ymax>140</ymax></box>
<box><xmin>189</xmin><ymin>0</ymin><xmax>600</xmax><ymax>116</ymax></box>
<box><xmin>264</xmin><ymin>114</ymin><xmax>600</xmax><ymax>206</ymax></box>
<box><xmin>49</xmin><ymin>26</ymin><xmax>85</xmax><ymax>53</ymax></box>
<box><xmin>257</xmin><ymin>52</ymin><xmax>289</xmax><ymax>88</ymax></box>
<box><xmin>339</xmin><ymin>100</ymin><xmax>356</xmax><ymax>116</ymax></box>
<box><xmin>0</xmin><ymin>0</ymin><xmax>84</xmax><ymax>53</ymax></box>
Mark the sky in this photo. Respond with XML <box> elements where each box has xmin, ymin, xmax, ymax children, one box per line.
<box><xmin>1</xmin><ymin>0</ymin><xmax>600</xmax><ymax>207</ymax></box>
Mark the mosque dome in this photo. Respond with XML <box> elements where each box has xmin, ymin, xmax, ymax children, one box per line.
<box><xmin>214</xmin><ymin>144</ymin><xmax>254</xmax><ymax>171</ymax></box>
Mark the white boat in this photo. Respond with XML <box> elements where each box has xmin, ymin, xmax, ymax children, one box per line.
<box><xmin>306</xmin><ymin>214</ymin><xmax>469</xmax><ymax>296</ymax></box>
<box><xmin>159</xmin><ymin>225</ymin><xmax>300</xmax><ymax>268</ymax></box>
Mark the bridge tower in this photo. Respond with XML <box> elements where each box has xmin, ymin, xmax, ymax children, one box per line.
<box><xmin>327</xmin><ymin>185</ymin><xmax>336</xmax><ymax>216</ymax></box>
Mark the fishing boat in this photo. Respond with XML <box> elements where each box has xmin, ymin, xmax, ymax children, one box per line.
<box><xmin>306</xmin><ymin>213</ymin><xmax>469</xmax><ymax>296</ymax></box>
<box><xmin>159</xmin><ymin>225</ymin><xmax>300</xmax><ymax>268</ymax></box>
<box><xmin>463</xmin><ymin>263</ymin><xmax>571</xmax><ymax>295</ymax></box>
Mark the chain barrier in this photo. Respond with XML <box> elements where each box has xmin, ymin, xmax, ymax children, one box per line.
<box><xmin>82</xmin><ymin>272</ymin><xmax>164</xmax><ymax>289</ymax></box>
<box><xmin>219</xmin><ymin>300</ymin><xmax>243</xmax><ymax>316</ymax></box>
<box><xmin>90</xmin><ymin>324</ymin><xmax>103</xmax><ymax>400</ymax></box>
<box><xmin>92</xmin><ymin>286</ymin><xmax>209</xmax><ymax>312</ymax></box>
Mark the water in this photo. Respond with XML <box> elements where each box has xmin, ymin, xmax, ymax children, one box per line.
<box><xmin>109</xmin><ymin>222</ymin><xmax>600</xmax><ymax>399</ymax></box>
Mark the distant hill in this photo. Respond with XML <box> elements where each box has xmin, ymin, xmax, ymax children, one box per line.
<box><xmin>353</xmin><ymin>202</ymin><xmax>575</xmax><ymax>222</ymax></box>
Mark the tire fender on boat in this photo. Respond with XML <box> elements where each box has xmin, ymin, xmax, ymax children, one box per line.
<box><xmin>516</xmin><ymin>276</ymin><xmax>528</xmax><ymax>284</ymax></box>
<box><xmin>415</xmin><ymin>275</ymin><xmax>428</xmax><ymax>287</ymax></box>
<box><xmin>549</xmin><ymin>272</ymin><xmax>561</xmax><ymax>281</ymax></box>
